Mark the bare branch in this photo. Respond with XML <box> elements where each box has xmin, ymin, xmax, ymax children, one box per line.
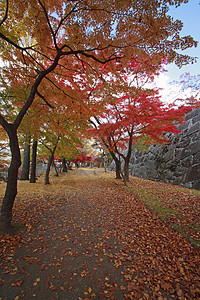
<box><xmin>37</xmin><ymin>0</ymin><xmax>58</xmax><ymax>49</ymax></box>
<box><xmin>90</xmin><ymin>119</ymin><xmax>97</xmax><ymax>129</ymax></box>
<box><xmin>0</xmin><ymin>31</ymin><xmax>34</xmax><ymax>51</ymax></box>
<box><xmin>13</xmin><ymin>51</ymin><xmax>62</xmax><ymax>129</ymax></box>
<box><xmin>36</xmin><ymin>90</ymin><xmax>54</xmax><ymax>108</ymax></box>
<box><xmin>0</xmin><ymin>0</ymin><xmax>8</xmax><ymax>26</ymax></box>
<box><xmin>61</xmin><ymin>48</ymin><xmax>121</xmax><ymax>64</ymax></box>
<box><xmin>39</xmin><ymin>140</ymin><xmax>52</xmax><ymax>153</ymax></box>
<box><xmin>43</xmin><ymin>75</ymin><xmax>80</xmax><ymax>103</ymax></box>
<box><xmin>55</xmin><ymin>1</ymin><xmax>80</xmax><ymax>36</ymax></box>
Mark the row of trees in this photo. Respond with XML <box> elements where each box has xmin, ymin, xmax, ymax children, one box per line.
<box><xmin>0</xmin><ymin>0</ymin><xmax>198</xmax><ymax>229</ymax></box>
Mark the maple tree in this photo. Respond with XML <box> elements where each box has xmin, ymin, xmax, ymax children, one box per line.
<box><xmin>92</xmin><ymin>93</ymin><xmax>192</xmax><ymax>183</ymax></box>
<box><xmin>90</xmin><ymin>56</ymin><xmax>193</xmax><ymax>183</ymax></box>
<box><xmin>0</xmin><ymin>0</ymin><xmax>198</xmax><ymax>229</ymax></box>
<box><xmin>37</xmin><ymin>102</ymin><xmax>86</xmax><ymax>184</ymax></box>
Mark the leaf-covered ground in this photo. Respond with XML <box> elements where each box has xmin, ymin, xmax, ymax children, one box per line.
<box><xmin>0</xmin><ymin>169</ymin><xmax>200</xmax><ymax>299</ymax></box>
<box><xmin>106</xmin><ymin>174</ymin><xmax>200</xmax><ymax>248</ymax></box>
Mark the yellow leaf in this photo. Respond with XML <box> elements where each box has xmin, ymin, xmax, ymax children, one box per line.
<box><xmin>88</xmin><ymin>287</ymin><xmax>92</xmax><ymax>293</ymax></box>
<box><xmin>105</xmin><ymin>276</ymin><xmax>109</xmax><ymax>281</ymax></box>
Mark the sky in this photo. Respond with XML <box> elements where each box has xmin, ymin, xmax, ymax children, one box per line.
<box><xmin>166</xmin><ymin>0</ymin><xmax>200</xmax><ymax>81</ymax></box>
<box><xmin>153</xmin><ymin>0</ymin><xmax>200</xmax><ymax>103</ymax></box>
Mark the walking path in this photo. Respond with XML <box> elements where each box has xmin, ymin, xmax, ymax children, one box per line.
<box><xmin>0</xmin><ymin>169</ymin><xmax>199</xmax><ymax>299</ymax></box>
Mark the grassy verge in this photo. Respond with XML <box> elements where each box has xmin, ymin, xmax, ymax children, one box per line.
<box><xmin>104</xmin><ymin>172</ymin><xmax>200</xmax><ymax>248</ymax></box>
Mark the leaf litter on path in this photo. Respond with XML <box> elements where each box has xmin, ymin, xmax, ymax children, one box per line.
<box><xmin>0</xmin><ymin>169</ymin><xmax>200</xmax><ymax>299</ymax></box>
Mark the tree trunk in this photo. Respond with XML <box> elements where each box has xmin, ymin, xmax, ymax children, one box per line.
<box><xmin>120</xmin><ymin>170</ymin><xmax>127</xmax><ymax>186</ymax></box>
<box><xmin>124</xmin><ymin>158</ymin><xmax>129</xmax><ymax>182</ymax></box>
<box><xmin>62</xmin><ymin>157</ymin><xmax>68</xmax><ymax>172</ymax></box>
<box><xmin>45</xmin><ymin>154</ymin><xmax>54</xmax><ymax>185</ymax></box>
<box><xmin>123</xmin><ymin>135</ymin><xmax>133</xmax><ymax>183</ymax></box>
<box><xmin>0</xmin><ymin>127</ymin><xmax>21</xmax><ymax>230</ymax></box>
<box><xmin>20</xmin><ymin>140</ymin><xmax>30</xmax><ymax>180</ymax></box>
<box><xmin>100</xmin><ymin>152</ymin><xmax>104</xmax><ymax>168</ymax></box>
<box><xmin>110</xmin><ymin>152</ymin><xmax>121</xmax><ymax>179</ymax></box>
<box><xmin>30</xmin><ymin>140</ymin><xmax>37</xmax><ymax>183</ymax></box>
<box><xmin>114</xmin><ymin>158</ymin><xmax>121</xmax><ymax>179</ymax></box>
<box><xmin>104</xmin><ymin>159</ymin><xmax>107</xmax><ymax>172</ymax></box>
<box><xmin>53</xmin><ymin>159</ymin><xmax>59</xmax><ymax>176</ymax></box>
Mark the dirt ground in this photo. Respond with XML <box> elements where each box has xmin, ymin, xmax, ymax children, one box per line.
<box><xmin>0</xmin><ymin>169</ymin><xmax>200</xmax><ymax>299</ymax></box>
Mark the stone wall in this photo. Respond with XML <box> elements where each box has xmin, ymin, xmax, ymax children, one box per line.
<box><xmin>110</xmin><ymin>106</ymin><xmax>200</xmax><ymax>190</ymax></box>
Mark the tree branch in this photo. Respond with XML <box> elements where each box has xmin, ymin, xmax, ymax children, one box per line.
<box><xmin>0</xmin><ymin>0</ymin><xmax>8</xmax><ymax>26</ymax></box>
<box><xmin>61</xmin><ymin>48</ymin><xmax>122</xmax><ymax>64</ymax></box>
<box><xmin>0</xmin><ymin>31</ymin><xmax>34</xmax><ymax>51</ymax></box>
<box><xmin>0</xmin><ymin>114</ymin><xmax>9</xmax><ymax>132</ymax></box>
<box><xmin>37</xmin><ymin>0</ymin><xmax>58</xmax><ymax>49</ymax></box>
<box><xmin>55</xmin><ymin>1</ymin><xmax>80</xmax><ymax>36</ymax></box>
<box><xmin>36</xmin><ymin>90</ymin><xmax>54</xmax><ymax>108</ymax></box>
<box><xmin>13</xmin><ymin>51</ymin><xmax>62</xmax><ymax>129</ymax></box>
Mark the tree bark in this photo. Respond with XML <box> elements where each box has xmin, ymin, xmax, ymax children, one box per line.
<box><xmin>62</xmin><ymin>157</ymin><xmax>68</xmax><ymax>172</ymax></box>
<box><xmin>45</xmin><ymin>154</ymin><xmax>54</xmax><ymax>185</ymax></box>
<box><xmin>123</xmin><ymin>134</ymin><xmax>133</xmax><ymax>182</ymax></box>
<box><xmin>110</xmin><ymin>152</ymin><xmax>121</xmax><ymax>179</ymax></box>
<box><xmin>53</xmin><ymin>159</ymin><xmax>59</xmax><ymax>176</ymax></box>
<box><xmin>100</xmin><ymin>152</ymin><xmax>104</xmax><ymax>168</ymax></box>
<box><xmin>0</xmin><ymin>52</ymin><xmax>62</xmax><ymax>229</ymax></box>
<box><xmin>124</xmin><ymin>158</ymin><xmax>129</xmax><ymax>183</ymax></box>
<box><xmin>30</xmin><ymin>140</ymin><xmax>37</xmax><ymax>183</ymax></box>
<box><xmin>20</xmin><ymin>140</ymin><xmax>30</xmax><ymax>180</ymax></box>
<box><xmin>0</xmin><ymin>127</ymin><xmax>21</xmax><ymax>229</ymax></box>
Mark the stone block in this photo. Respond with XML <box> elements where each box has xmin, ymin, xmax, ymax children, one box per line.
<box><xmin>163</xmin><ymin>149</ymin><xmax>174</xmax><ymax>162</ymax></box>
<box><xmin>165</xmin><ymin>169</ymin><xmax>174</xmax><ymax>180</ymax></box>
<box><xmin>191</xmin><ymin>131</ymin><xmax>200</xmax><ymax>142</ymax></box>
<box><xmin>177</xmin><ymin>137</ymin><xmax>191</xmax><ymax>148</ymax></box>
<box><xmin>146</xmin><ymin>160</ymin><xmax>157</xmax><ymax>170</ymax></box>
<box><xmin>192</xmin><ymin>180</ymin><xmax>200</xmax><ymax>190</ymax></box>
<box><xmin>193</xmin><ymin>152</ymin><xmax>200</xmax><ymax>165</ymax></box>
<box><xmin>174</xmin><ymin>148</ymin><xmax>183</xmax><ymax>161</ymax></box>
<box><xmin>135</xmin><ymin>158</ymin><xmax>142</xmax><ymax>164</ymax></box>
<box><xmin>187</xmin><ymin>121</ymin><xmax>200</xmax><ymax>135</ymax></box>
<box><xmin>176</xmin><ymin>122</ymin><xmax>189</xmax><ymax>131</ymax></box>
<box><xmin>148</xmin><ymin>169</ymin><xmax>158</xmax><ymax>179</ymax></box>
<box><xmin>184</xmin><ymin>163</ymin><xmax>200</xmax><ymax>182</ymax></box>
<box><xmin>193</xmin><ymin>113</ymin><xmax>200</xmax><ymax>124</ymax></box>
<box><xmin>181</xmin><ymin>156</ymin><xmax>193</xmax><ymax>168</ymax></box>
<box><xmin>175</xmin><ymin>166</ymin><xmax>186</xmax><ymax>177</ymax></box>
<box><xmin>171</xmin><ymin>177</ymin><xmax>182</xmax><ymax>185</ymax></box>
<box><xmin>185</xmin><ymin>107</ymin><xmax>200</xmax><ymax>121</ymax></box>
<box><xmin>184</xmin><ymin>182</ymin><xmax>193</xmax><ymax>189</ymax></box>
<box><xmin>181</xmin><ymin>140</ymin><xmax>200</xmax><ymax>159</ymax></box>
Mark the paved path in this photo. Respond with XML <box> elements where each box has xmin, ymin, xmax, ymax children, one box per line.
<box><xmin>0</xmin><ymin>169</ymin><xmax>200</xmax><ymax>299</ymax></box>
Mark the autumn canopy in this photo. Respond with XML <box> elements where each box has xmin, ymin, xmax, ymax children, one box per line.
<box><xmin>0</xmin><ymin>0</ymin><xmax>198</xmax><ymax>229</ymax></box>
